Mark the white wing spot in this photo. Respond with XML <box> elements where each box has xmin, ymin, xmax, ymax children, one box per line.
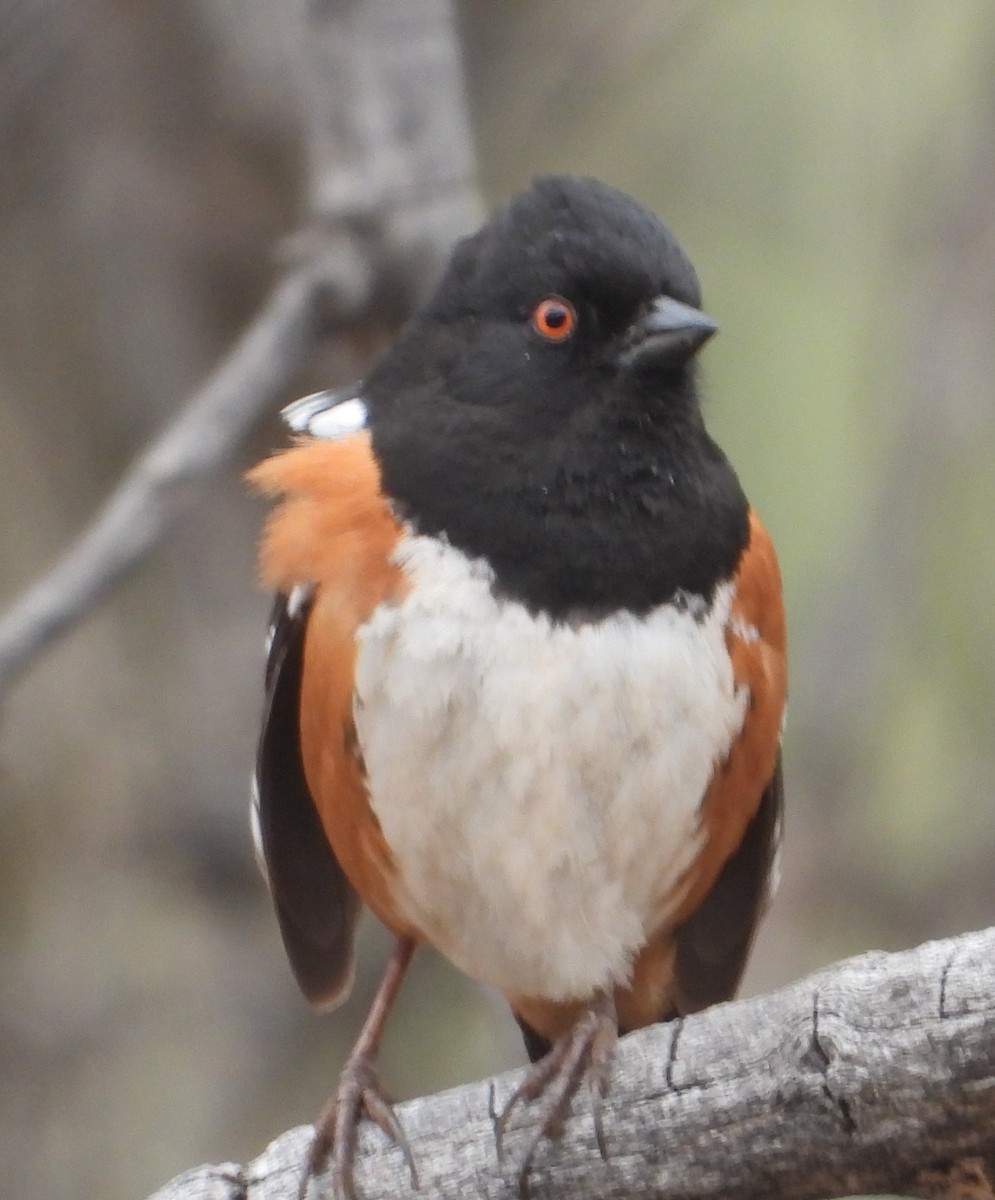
<box><xmin>286</xmin><ymin>583</ymin><xmax>310</xmax><ymax>618</ymax></box>
<box><xmin>249</xmin><ymin>773</ymin><xmax>270</xmax><ymax>887</ymax></box>
<box><xmin>281</xmin><ymin>391</ymin><xmax>368</xmax><ymax>439</ymax></box>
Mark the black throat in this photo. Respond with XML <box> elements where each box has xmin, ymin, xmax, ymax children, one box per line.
<box><xmin>369</xmin><ymin>388</ymin><xmax>750</xmax><ymax>620</ymax></box>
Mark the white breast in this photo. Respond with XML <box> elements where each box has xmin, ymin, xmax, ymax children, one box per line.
<box><xmin>353</xmin><ymin>531</ymin><xmax>748</xmax><ymax>1001</ymax></box>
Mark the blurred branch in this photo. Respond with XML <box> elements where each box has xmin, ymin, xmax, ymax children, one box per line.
<box><xmin>0</xmin><ymin>0</ymin><xmax>480</xmax><ymax>697</ymax></box>
<box><xmin>148</xmin><ymin>925</ymin><xmax>995</xmax><ymax>1200</ymax></box>
<box><xmin>0</xmin><ymin>268</ymin><xmax>321</xmax><ymax>694</ymax></box>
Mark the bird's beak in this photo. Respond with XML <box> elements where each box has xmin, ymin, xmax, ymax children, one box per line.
<box><xmin>618</xmin><ymin>296</ymin><xmax>718</xmax><ymax>371</ymax></box>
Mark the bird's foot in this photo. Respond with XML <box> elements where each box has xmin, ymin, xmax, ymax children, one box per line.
<box><xmin>492</xmin><ymin>990</ymin><xmax>617</xmax><ymax>1196</ymax></box>
<box><xmin>299</xmin><ymin>1054</ymin><xmax>418</xmax><ymax>1200</ymax></box>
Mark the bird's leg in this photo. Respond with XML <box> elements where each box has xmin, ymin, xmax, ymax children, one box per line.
<box><xmin>493</xmin><ymin>988</ymin><xmax>618</xmax><ymax>1195</ymax></box>
<box><xmin>300</xmin><ymin>936</ymin><xmax>418</xmax><ymax>1200</ymax></box>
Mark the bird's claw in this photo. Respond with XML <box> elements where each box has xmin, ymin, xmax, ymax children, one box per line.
<box><xmin>492</xmin><ymin>992</ymin><xmax>617</xmax><ymax>1196</ymax></box>
<box><xmin>299</xmin><ymin>1056</ymin><xmax>418</xmax><ymax>1200</ymax></box>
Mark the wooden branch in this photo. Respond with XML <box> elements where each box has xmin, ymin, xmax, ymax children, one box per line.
<box><xmin>0</xmin><ymin>267</ymin><xmax>321</xmax><ymax>694</ymax></box>
<box><xmin>300</xmin><ymin>0</ymin><xmax>482</xmax><ymax>283</ymax></box>
<box><xmin>147</xmin><ymin>925</ymin><xmax>995</xmax><ymax>1200</ymax></box>
<box><xmin>0</xmin><ymin>0</ymin><xmax>479</xmax><ymax>697</ymax></box>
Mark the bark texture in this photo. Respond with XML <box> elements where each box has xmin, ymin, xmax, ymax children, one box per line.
<box><xmin>147</xmin><ymin>925</ymin><xmax>995</xmax><ymax>1200</ymax></box>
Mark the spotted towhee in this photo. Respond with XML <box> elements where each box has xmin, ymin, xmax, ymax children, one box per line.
<box><xmin>249</xmin><ymin>175</ymin><xmax>787</xmax><ymax>1197</ymax></box>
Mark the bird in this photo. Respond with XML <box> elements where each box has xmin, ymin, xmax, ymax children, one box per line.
<box><xmin>248</xmin><ymin>174</ymin><xmax>787</xmax><ymax>1198</ymax></box>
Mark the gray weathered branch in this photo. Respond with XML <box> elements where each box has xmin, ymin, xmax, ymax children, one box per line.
<box><xmin>0</xmin><ymin>267</ymin><xmax>322</xmax><ymax>694</ymax></box>
<box><xmin>0</xmin><ymin>0</ymin><xmax>480</xmax><ymax>696</ymax></box>
<box><xmin>148</xmin><ymin>925</ymin><xmax>995</xmax><ymax>1200</ymax></box>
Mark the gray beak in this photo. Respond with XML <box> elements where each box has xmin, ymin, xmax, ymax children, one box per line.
<box><xmin>618</xmin><ymin>295</ymin><xmax>718</xmax><ymax>370</ymax></box>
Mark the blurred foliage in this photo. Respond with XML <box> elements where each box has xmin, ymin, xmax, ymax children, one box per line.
<box><xmin>1</xmin><ymin>2</ymin><xmax>994</xmax><ymax>1199</ymax></box>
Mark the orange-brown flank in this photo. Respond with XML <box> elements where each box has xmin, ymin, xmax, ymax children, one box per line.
<box><xmin>249</xmin><ymin>435</ymin><xmax>414</xmax><ymax>937</ymax></box>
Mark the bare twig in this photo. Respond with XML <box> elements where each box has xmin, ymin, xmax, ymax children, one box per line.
<box><xmin>147</xmin><ymin>925</ymin><xmax>995</xmax><ymax>1200</ymax></box>
<box><xmin>0</xmin><ymin>267</ymin><xmax>321</xmax><ymax>694</ymax></box>
<box><xmin>0</xmin><ymin>0</ymin><xmax>479</xmax><ymax>697</ymax></box>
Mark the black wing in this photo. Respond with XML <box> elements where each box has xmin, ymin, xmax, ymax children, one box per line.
<box><xmin>254</xmin><ymin>589</ymin><xmax>361</xmax><ymax>1010</ymax></box>
<box><xmin>671</xmin><ymin>753</ymin><xmax>784</xmax><ymax>1014</ymax></box>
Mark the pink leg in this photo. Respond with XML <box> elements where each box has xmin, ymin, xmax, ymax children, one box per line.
<box><xmin>300</xmin><ymin>937</ymin><xmax>418</xmax><ymax>1200</ymax></box>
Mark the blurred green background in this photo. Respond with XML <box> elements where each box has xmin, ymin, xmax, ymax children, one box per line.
<box><xmin>1</xmin><ymin>3</ymin><xmax>993</xmax><ymax>1198</ymax></box>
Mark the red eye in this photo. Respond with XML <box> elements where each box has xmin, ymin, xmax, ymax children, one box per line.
<box><xmin>531</xmin><ymin>296</ymin><xmax>577</xmax><ymax>341</ymax></box>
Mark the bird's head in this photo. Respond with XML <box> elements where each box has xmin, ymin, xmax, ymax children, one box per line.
<box><xmin>361</xmin><ymin>177</ymin><xmax>744</xmax><ymax>615</ymax></box>
<box><xmin>371</xmin><ymin>175</ymin><xmax>716</xmax><ymax>434</ymax></box>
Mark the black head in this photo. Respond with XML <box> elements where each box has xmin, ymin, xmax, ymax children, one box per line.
<box><xmin>365</xmin><ymin>175</ymin><xmax>749</xmax><ymax>617</ymax></box>
<box><xmin>415</xmin><ymin>175</ymin><xmax>714</xmax><ymax>409</ymax></box>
